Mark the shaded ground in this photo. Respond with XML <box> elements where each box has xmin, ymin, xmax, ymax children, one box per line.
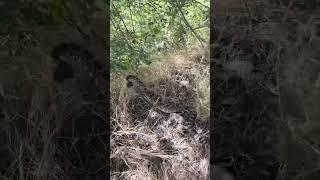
<box><xmin>0</xmin><ymin>1</ymin><xmax>109</xmax><ymax>179</ymax></box>
<box><xmin>211</xmin><ymin>0</ymin><xmax>320</xmax><ymax>179</ymax></box>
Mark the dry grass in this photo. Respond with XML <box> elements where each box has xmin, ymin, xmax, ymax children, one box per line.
<box><xmin>0</xmin><ymin>2</ymin><xmax>108</xmax><ymax>179</ymax></box>
<box><xmin>1</xmin><ymin>0</ymin><xmax>320</xmax><ymax>179</ymax></box>
<box><xmin>0</xmin><ymin>38</ymin><xmax>108</xmax><ymax>178</ymax></box>
<box><xmin>212</xmin><ymin>0</ymin><xmax>320</xmax><ymax>179</ymax></box>
<box><xmin>0</xmin><ymin>47</ymin><xmax>59</xmax><ymax>179</ymax></box>
<box><xmin>110</xmin><ymin>46</ymin><xmax>210</xmax><ymax>180</ymax></box>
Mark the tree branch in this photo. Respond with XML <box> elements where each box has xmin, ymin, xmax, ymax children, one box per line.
<box><xmin>193</xmin><ymin>0</ymin><xmax>209</xmax><ymax>9</ymax></box>
<box><xmin>175</xmin><ymin>3</ymin><xmax>206</xmax><ymax>48</ymax></box>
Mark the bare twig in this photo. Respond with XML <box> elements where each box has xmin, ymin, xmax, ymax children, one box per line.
<box><xmin>194</xmin><ymin>0</ymin><xmax>209</xmax><ymax>8</ymax></box>
<box><xmin>240</xmin><ymin>0</ymin><xmax>253</xmax><ymax>32</ymax></box>
<box><xmin>175</xmin><ymin>3</ymin><xmax>206</xmax><ymax>48</ymax></box>
<box><xmin>126</xmin><ymin>0</ymin><xmax>135</xmax><ymax>34</ymax></box>
<box><xmin>145</xmin><ymin>0</ymin><xmax>163</xmax><ymax>17</ymax></box>
<box><xmin>111</xmin><ymin>4</ymin><xmax>134</xmax><ymax>51</ymax></box>
<box><xmin>110</xmin><ymin>16</ymin><xmax>122</xmax><ymax>37</ymax></box>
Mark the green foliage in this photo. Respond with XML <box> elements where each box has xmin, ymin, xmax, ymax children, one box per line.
<box><xmin>111</xmin><ymin>0</ymin><xmax>209</xmax><ymax>71</ymax></box>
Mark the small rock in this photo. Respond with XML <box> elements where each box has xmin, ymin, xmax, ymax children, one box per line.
<box><xmin>179</xmin><ymin>80</ymin><xmax>189</xmax><ymax>87</ymax></box>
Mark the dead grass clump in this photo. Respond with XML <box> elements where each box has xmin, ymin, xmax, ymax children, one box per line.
<box><xmin>111</xmin><ymin>46</ymin><xmax>209</xmax><ymax>179</ymax></box>
<box><xmin>0</xmin><ymin>45</ymin><xmax>58</xmax><ymax>178</ymax></box>
<box><xmin>150</xmin><ymin>48</ymin><xmax>209</xmax><ymax>120</ymax></box>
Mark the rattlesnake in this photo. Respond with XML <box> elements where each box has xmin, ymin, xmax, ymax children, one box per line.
<box><xmin>126</xmin><ymin>75</ymin><xmax>199</xmax><ymax>133</ymax></box>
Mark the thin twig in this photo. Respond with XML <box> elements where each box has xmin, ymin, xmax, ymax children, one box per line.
<box><xmin>110</xmin><ymin>16</ymin><xmax>122</xmax><ymax>37</ymax></box>
<box><xmin>111</xmin><ymin>5</ymin><xmax>134</xmax><ymax>51</ymax></box>
<box><xmin>241</xmin><ymin>0</ymin><xmax>253</xmax><ymax>32</ymax></box>
<box><xmin>126</xmin><ymin>0</ymin><xmax>135</xmax><ymax>34</ymax></box>
<box><xmin>193</xmin><ymin>0</ymin><xmax>209</xmax><ymax>8</ymax></box>
<box><xmin>175</xmin><ymin>3</ymin><xmax>206</xmax><ymax>48</ymax></box>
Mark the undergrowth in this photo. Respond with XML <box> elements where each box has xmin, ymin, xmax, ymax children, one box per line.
<box><xmin>110</xmin><ymin>46</ymin><xmax>210</xmax><ymax>179</ymax></box>
<box><xmin>211</xmin><ymin>0</ymin><xmax>320</xmax><ymax>179</ymax></box>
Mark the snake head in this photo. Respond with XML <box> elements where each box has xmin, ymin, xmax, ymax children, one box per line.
<box><xmin>126</xmin><ymin>75</ymin><xmax>146</xmax><ymax>95</ymax></box>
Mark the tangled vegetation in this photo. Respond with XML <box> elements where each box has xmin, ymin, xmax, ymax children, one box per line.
<box><xmin>211</xmin><ymin>0</ymin><xmax>320</xmax><ymax>179</ymax></box>
<box><xmin>111</xmin><ymin>0</ymin><xmax>209</xmax><ymax>70</ymax></box>
<box><xmin>110</xmin><ymin>0</ymin><xmax>210</xmax><ymax>179</ymax></box>
<box><xmin>111</xmin><ymin>47</ymin><xmax>210</xmax><ymax>179</ymax></box>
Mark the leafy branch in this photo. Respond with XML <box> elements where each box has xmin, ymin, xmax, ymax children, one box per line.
<box><xmin>111</xmin><ymin>0</ymin><xmax>209</xmax><ymax>70</ymax></box>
